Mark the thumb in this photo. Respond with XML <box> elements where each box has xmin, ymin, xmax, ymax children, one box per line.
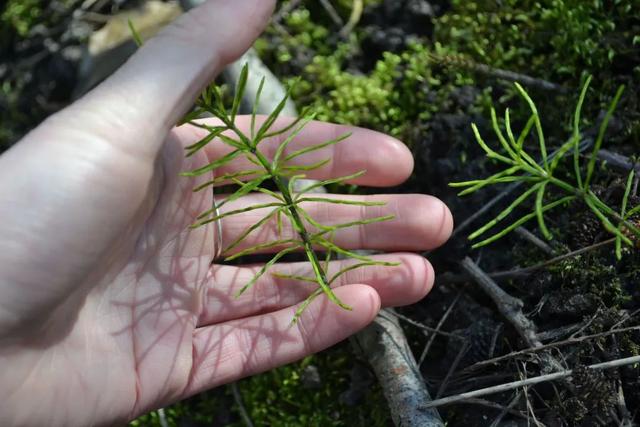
<box><xmin>63</xmin><ymin>0</ymin><xmax>276</xmax><ymax>159</ymax></box>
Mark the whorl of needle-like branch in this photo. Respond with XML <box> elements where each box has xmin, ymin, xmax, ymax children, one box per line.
<box><xmin>450</xmin><ymin>76</ymin><xmax>639</xmax><ymax>258</ymax></box>
<box><xmin>180</xmin><ymin>64</ymin><xmax>398</xmax><ymax>322</ymax></box>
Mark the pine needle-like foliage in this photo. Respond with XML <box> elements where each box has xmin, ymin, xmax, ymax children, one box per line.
<box><xmin>450</xmin><ymin>77</ymin><xmax>640</xmax><ymax>258</ymax></box>
<box><xmin>180</xmin><ymin>65</ymin><xmax>398</xmax><ymax>322</ymax></box>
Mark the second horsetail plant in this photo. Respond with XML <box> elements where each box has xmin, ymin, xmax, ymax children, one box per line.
<box><xmin>451</xmin><ymin>77</ymin><xmax>640</xmax><ymax>258</ymax></box>
<box><xmin>180</xmin><ymin>65</ymin><xmax>398</xmax><ymax>322</ymax></box>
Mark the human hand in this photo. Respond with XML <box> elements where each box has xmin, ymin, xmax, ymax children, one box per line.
<box><xmin>0</xmin><ymin>0</ymin><xmax>452</xmax><ymax>425</ymax></box>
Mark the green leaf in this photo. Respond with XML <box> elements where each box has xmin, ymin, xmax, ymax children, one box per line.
<box><xmin>216</xmin><ymin>175</ymin><xmax>271</xmax><ymax>209</ymax></box>
<box><xmin>281</xmin><ymin>158</ymin><xmax>331</xmax><ymax>173</ymax></box>
<box><xmin>297</xmin><ymin>207</ymin><xmax>335</xmax><ymax>232</ymax></box>
<box><xmin>291</xmin><ymin>288</ymin><xmax>324</xmax><ymax>325</ymax></box>
<box><xmin>456</xmin><ymin>176</ymin><xmax>540</xmax><ymax>196</ymax></box>
<box><xmin>212</xmin><ymin>85</ymin><xmax>227</xmax><ymax>115</ymax></box>
<box><xmin>491</xmin><ymin>107</ymin><xmax>519</xmax><ymax>161</ymax></box>
<box><xmin>128</xmin><ymin>19</ymin><xmax>143</xmax><ymax>46</ymax></box>
<box><xmin>616</xmin><ymin>170</ymin><xmax>634</xmax><ymax>260</ymax></box>
<box><xmin>287</xmin><ymin>174</ymin><xmax>306</xmax><ymax>197</ymax></box>
<box><xmin>223</xmin><ymin>208</ymin><xmax>282</xmax><ymax>253</ymax></box>
<box><xmin>192</xmin><ymin>169</ymin><xmax>261</xmax><ymax>192</ymax></box>
<box><xmin>469</xmin><ymin>183</ymin><xmax>541</xmax><ymax>240</ymax></box>
<box><xmin>472</xmin><ymin>196</ymin><xmax>574</xmax><ymax>248</ymax></box>
<box><xmin>235</xmin><ymin>247</ymin><xmax>300</xmax><ymax>297</ymax></box>
<box><xmin>584</xmin><ymin>197</ymin><xmax>633</xmax><ymax>246</ymax></box>
<box><xmin>324</xmin><ymin>231</ymin><xmax>336</xmax><ymax>271</ymax></box>
<box><xmin>255</xmin><ymin>186</ymin><xmax>285</xmax><ymax>202</ymax></box>
<box><xmin>185</xmin><ymin>126</ymin><xmax>227</xmax><ymax>157</ymax></box>
<box><xmin>626</xmin><ymin>204</ymin><xmax>640</xmax><ymax>218</ymax></box>
<box><xmin>217</xmin><ymin>133</ymin><xmax>245</xmax><ymax>150</ymax></box>
<box><xmin>516</xmin><ymin>115</ymin><xmax>535</xmax><ymax>151</ymax></box>
<box><xmin>271</xmin><ymin>272</ymin><xmax>317</xmax><ymax>283</ymax></box>
<box><xmin>296</xmin><ymin>197</ymin><xmax>386</xmax><ymax>207</ymax></box>
<box><xmin>255</xmin><ymin>87</ymin><xmax>292</xmax><ymax>143</ymax></box>
<box><xmin>251</xmin><ymin>76</ymin><xmax>266</xmax><ymax>139</ymax></box>
<box><xmin>273</xmin><ymin>115</ymin><xmax>315</xmax><ymax>167</ymax></box>
<box><xmin>226</xmin><ymin>239</ymin><xmax>300</xmax><ymax>262</ymax></box>
<box><xmin>535</xmin><ymin>182</ymin><xmax>552</xmax><ymax>240</ymax></box>
<box><xmin>328</xmin><ymin>261</ymin><xmax>400</xmax><ymax>286</ymax></box>
<box><xmin>571</xmin><ymin>75</ymin><xmax>591</xmax><ymax>189</ymax></box>
<box><xmin>283</xmin><ymin>133</ymin><xmax>351</xmax><ymax>162</ymax></box>
<box><xmin>263</xmin><ymin>109</ymin><xmax>313</xmax><ymax>139</ymax></box>
<box><xmin>317</xmin><ymin>215</ymin><xmax>395</xmax><ymax>234</ymax></box>
<box><xmin>194</xmin><ymin>201</ymin><xmax>282</xmax><ymax>224</ymax></box>
<box><xmin>230</xmin><ymin>63</ymin><xmax>249</xmax><ymax>121</ymax></box>
<box><xmin>585</xmin><ymin>84</ymin><xmax>625</xmax><ymax>188</ymax></box>
<box><xmin>276</xmin><ymin>208</ymin><xmax>284</xmax><ymax>239</ymax></box>
<box><xmin>180</xmin><ymin>149</ymin><xmax>242</xmax><ymax>177</ymax></box>
<box><xmin>449</xmin><ymin>165</ymin><xmax>523</xmax><ymax>196</ymax></box>
<box><xmin>302</xmin><ymin>243</ymin><xmax>350</xmax><ymax>311</ymax></box>
<box><xmin>179</xmin><ymin>108</ymin><xmax>206</xmax><ymax>126</ymax></box>
<box><xmin>514</xmin><ymin>83</ymin><xmax>548</xmax><ymax>170</ymax></box>
<box><xmin>470</xmin><ymin>123</ymin><xmax>514</xmax><ymax>165</ymax></box>
<box><xmin>295</xmin><ymin>170</ymin><xmax>366</xmax><ymax>194</ymax></box>
<box><xmin>314</xmin><ymin>238</ymin><xmax>378</xmax><ymax>262</ymax></box>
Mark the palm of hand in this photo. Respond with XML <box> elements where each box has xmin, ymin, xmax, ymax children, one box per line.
<box><xmin>0</xmin><ymin>1</ymin><xmax>453</xmax><ymax>425</ymax></box>
<box><xmin>0</xmin><ymin>131</ymin><xmax>215</xmax><ymax>425</ymax></box>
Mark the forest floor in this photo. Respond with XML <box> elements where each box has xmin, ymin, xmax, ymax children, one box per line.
<box><xmin>2</xmin><ymin>0</ymin><xmax>640</xmax><ymax>425</ymax></box>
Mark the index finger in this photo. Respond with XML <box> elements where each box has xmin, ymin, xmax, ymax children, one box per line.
<box><xmin>175</xmin><ymin>116</ymin><xmax>415</xmax><ymax>187</ymax></box>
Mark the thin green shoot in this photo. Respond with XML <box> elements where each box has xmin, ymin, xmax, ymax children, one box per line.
<box><xmin>179</xmin><ymin>64</ymin><xmax>397</xmax><ymax>321</ymax></box>
<box><xmin>451</xmin><ymin>77</ymin><xmax>638</xmax><ymax>252</ymax></box>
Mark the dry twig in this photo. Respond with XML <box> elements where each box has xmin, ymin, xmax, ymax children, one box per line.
<box><xmin>440</xmin><ymin>237</ymin><xmax>616</xmax><ymax>284</ymax></box>
<box><xmin>424</xmin><ymin>355</ymin><xmax>640</xmax><ymax>409</ymax></box>
<box><xmin>418</xmin><ymin>292</ymin><xmax>462</xmax><ymax>367</ymax></box>
<box><xmin>460</xmin><ymin>258</ymin><xmax>566</xmax><ymax>376</ymax></box>
<box><xmin>465</xmin><ymin>325</ymin><xmax>640</xmax><ymax>371</ymax></box>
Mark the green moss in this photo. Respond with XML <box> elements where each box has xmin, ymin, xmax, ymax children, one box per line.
<box><xmin>1</xmin><ymin>0</ymin><xmax>42</xmax><ymax>37</ymax></box>
<box><xmin>236</xmin><ymin>347</ymin><xmax>388</xmax><ymax>427</ymax></box>
<box><xmin>287</xmin><ymin>41</ymin><xmax>482</xmax><ymax>140</ymax></box>
<box><xmin>131</xmin><ymin>345</ymin><xmax>389</xmax><ymax>427</ymax></box>
<box><xmin>435</xmin><ymin>0</ymin><xmax>638</xmax><ymax>82</ymax></box>
<box><xmin>551</xmin><ymin>255</ymin><xmax>631</xmax><ymax>309</ymax></box>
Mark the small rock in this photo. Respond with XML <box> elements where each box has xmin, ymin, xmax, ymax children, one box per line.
<box><xmin>300</xmin><ymin>364</ymin><xmax>322</xmax><ymax>390</ymax></box>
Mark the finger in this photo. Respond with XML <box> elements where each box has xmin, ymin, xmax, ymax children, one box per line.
<box><xmin>173</xmin><ymin>117</ymin><xmax>414</xmax><ymax>186</ymax></box>
<box><xmin>198</xmin><ymin>253</ymin><xmax>433</xmax><ymax>325</ymax></box>
<box><xmin>216</xmin><ymin>193</ymin><xmax>453</xmax><ymax>254</ymax></box>
<box><xmin>184</xmin><ymin>284</ymin><xmax>380</xmax><ymax>397</ymax></box>
<box><xmin>60</xmin><ymin>0</ymin><xmax>276</xmax><ymax>159</ymax></box>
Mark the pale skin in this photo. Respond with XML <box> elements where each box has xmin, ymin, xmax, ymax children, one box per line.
<box><xmin>0</xmin><ymin>1</ymin><xmax>453</xmax><ymax>426</ymax></box>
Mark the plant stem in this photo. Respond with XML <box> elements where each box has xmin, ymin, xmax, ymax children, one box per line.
<box><xmin>229</xmin><ymin>122</ymin><xmax>349</xmax><ymax>310</ymax></box>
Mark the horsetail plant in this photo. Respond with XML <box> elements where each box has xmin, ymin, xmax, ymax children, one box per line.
<box><xmin>450</xmin><ymin>77</ymin><xmax>640</xmax><ymax>258</ymax></box>
<box><xmin>180</xmin><ymin>64</ymin><xmax>398</xmax><ymax>322</ymax></box>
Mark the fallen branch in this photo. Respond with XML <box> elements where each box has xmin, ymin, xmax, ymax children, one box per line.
<box><xmin>423</xmin><ymin>355</ymin><xmax>640</xmax><ymax>409</ymax></box>
<box><xmin>460</xmin><ymin>257</ymin><xmax>565</xmax><ymax>375</ymax></box>
<box><xmin>429</xmin><ymin>53</ymin><xmax>565</xmax><ymax>93</ymax></box>
<box><xmin>460</xmin><ymin>258</ymin><xmax>540</xmax><ymax>348</ymax></box>
<box><xmin>353</xmin><ymin>309</ymin><xmax>444</xmax><ymax>426</ymax></box>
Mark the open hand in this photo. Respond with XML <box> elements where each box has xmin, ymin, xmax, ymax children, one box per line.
<box><xmin>0</xmin><ymin>1</ymin><xmax>452</xmax><ymax>425</ymax></box>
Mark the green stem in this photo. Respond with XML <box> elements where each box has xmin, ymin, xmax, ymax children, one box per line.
<box><xmin>232</xmin><ymin>126</ymin><xmax>350</xmax><ymax>310</ymax></box>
